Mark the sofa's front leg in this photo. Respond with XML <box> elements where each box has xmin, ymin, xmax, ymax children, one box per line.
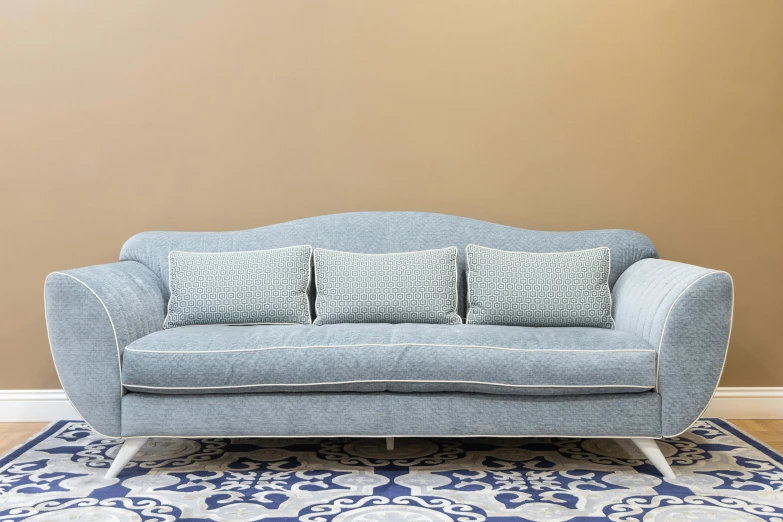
<box><xmin>632</xmin><ymin>438</ymin><xmax>675</xmax><ymax>479</ymax></box>
<box><xmin>105</xmin><ymin>438</ymin><xmax>149</xmax><ymax>479</ymax></box>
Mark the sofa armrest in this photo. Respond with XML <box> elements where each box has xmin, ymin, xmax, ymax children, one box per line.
<box><xmin>612</xmin><ymin>259</ymin><xmax>733</xmax><ymax>437</ymax></box>
<box><xmin>45</xmin><ymin>261</ymin><xmax>167</xmax><ymax>437</ymax></box>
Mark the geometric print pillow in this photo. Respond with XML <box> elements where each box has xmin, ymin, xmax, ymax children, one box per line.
<box><xmin>163</xmin><ymin>246</ymin><xmax>312</xmax><ymax>329</ymax></box>
<box><xmin>466</xmin><ymin>245</ymin><xmax>614</xmax><ymax>328</ymax></box>
<box><xmin>313</xmin><ymin>247</ymin><xmax>462</xmax><ymax>326</ymax></box>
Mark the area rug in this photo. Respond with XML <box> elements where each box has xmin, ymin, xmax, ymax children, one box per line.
<box><xmin>1</xmin><ymin>419</ymin><xmax>781</xmax><ymax>521</ymax></box>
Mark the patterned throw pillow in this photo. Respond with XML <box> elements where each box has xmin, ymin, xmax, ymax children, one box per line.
<box><xmin>313</xmin><ymin>247</ymin><xmax>461</xmax><ymax>326</ymax></box>
<box><xmin>466</xmin><ymin>245</ymin><xmax>614</xmax><ymax>328</ymax></box>
<box><xmin>163</xmin><ymin>246</ymin><xmax>312</xmax><ymax>329</ymax></box>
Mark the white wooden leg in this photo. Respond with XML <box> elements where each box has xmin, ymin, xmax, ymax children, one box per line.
<box><xmin>631</xmin><ymin>438</ymin><xmax>675</xmax><ymax>479</ymax></box>
<box><xmin>105</xmin><ymin>438</ymin><xmax>148</xmax><ymax>479</ymax></box>
<box><xmin>386</xmin><ymin>437</ymin><xmax>394</xmax><ymax>450</ymax></box>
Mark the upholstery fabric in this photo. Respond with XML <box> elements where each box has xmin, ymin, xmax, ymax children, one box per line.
<box><xmin>120</xmin><ymin>391</ymin><xmax>662</xmax><ymax>437</ymax></box>
<box><xmin>163</xmin><ymin>246</ymin><xmax>312</xmax><ymax>329</ymax></box>
<box><xmin>313</xmin><ymin>247</ymin><xmax>461</xmax><ymax>325</ymax></box>
<box><xmin>121</xmin><ymin>323</ymin><xmax>655</xmax><ymax>395</ymax></box>
<box><xmin>44</xmin><ymin>262</ymin><xmax>166</xmax><ymax>437</ymax></box>
<box><xmin>466</xmin><ymin>245</ymin><xmax>614</xmax><ymax>328</ymax></box>
<box><xmin>612</xmin><ymin>259</ymin><xmax>733</xmax><ymax>436</ymax></box>
<box><xmin>120</xmin><ymin>212</ymin><xmax>658</xmax><ymax>317</ymax></box>
<box><xmin>43</xmin><ymin>214</ymin><xmax>737</xmax><ymax>442</ymax></box>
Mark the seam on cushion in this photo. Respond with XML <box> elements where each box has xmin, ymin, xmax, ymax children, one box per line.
<box><xmin>122</xmin><ymin>381</ymin><xmax>655</xmax><ymax>390</ymax></box>
<box><xmin>123</xmin><ymin>343</ymin><xmax>657</xmax><ymax>355</ymax></box>
<box><xmin>653</xmin><ymin>270</ymin><xmax>723</xmax><ymax>392</ymax></box>
<box><xmin>45</xmin><ymin>272</ymin><xmax>122</xmax><ymax>438</ymax></box>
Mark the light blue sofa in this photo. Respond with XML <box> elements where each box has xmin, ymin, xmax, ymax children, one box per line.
<box><xmin>44</xmin><ymin>212</ymin><xmax>734</xmax><ymax>479</ymax></box>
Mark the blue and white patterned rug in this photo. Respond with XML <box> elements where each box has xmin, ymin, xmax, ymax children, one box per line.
<box><xmin>1</xmin><ymin>419</ymin><xmax>782</xmax><ymax>521</ymax></box>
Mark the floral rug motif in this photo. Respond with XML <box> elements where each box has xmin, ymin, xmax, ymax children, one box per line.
<box><xmin>0</xmin><ymin>419</ymin><xmax>781</xmax><ymax>521</ymax></box>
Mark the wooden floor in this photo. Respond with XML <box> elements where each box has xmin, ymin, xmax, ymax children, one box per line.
<box><xmin>1</xmin><ymin>420</ymin><xmax>782</xmax><ymax>457</ymax></box>
<box><xmin>730</xmin><ymin>419</ymin><xmax>783</xmax><ymax>452</ymax></box>
<box><xmin>0</xmin><ymin>422</ymin><xmax>49</xmax><ymax>455</ymax></box>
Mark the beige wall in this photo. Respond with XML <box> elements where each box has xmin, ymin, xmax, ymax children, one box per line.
<box><xmin>1</xmin><ymin>1</ymin><xmax>781</xmax><ymax>389</ymax></box>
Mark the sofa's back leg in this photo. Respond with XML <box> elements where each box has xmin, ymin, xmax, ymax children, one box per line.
<box><xmin>631</xmin><ymin>438</ymin><xmax>675</xmax><ymax>479</ymax></box>
<box><xmin>386</xmin><ymin>437</ymin><xmax>394</xmax><ymax>450</ymax></box>
<box><xmin>105</xmin><ymin>437</ymin><xmax>149</xmax><ymax>479</ymax></box>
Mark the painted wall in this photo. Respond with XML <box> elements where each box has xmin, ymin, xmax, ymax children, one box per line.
<box><xmin>1</xmin><ymin>1</ymin><xmax>781</xmax><ymax>389</ymax></box>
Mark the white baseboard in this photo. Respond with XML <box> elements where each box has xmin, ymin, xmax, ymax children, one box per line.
<box><xmin>0</xmin><ymin>387</ymin><xmax>780</xmax><ymax>422</ymax></box>
<box><xmin>703</xmin><ymin>387</ymin><xmax>783</xmax><ymax>419</ymax></box>
<box><xmin>0</xmin><ymin>390</ymin><xmax>79</xmax><ymax>422</ymax></box>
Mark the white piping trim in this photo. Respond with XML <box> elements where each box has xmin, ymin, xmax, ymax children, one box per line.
<box><xmin>163</xmin><ymin>246</ymin><xmax>314</xmax><ymax>329</ymax></box>
<box><xmin>123</xmin><ymin>343</ymin><xmax>655</xmax><ymax>355</ymax></box>
<box><xmin>44</xmin><ymin>272</ymin><xmax>121</xmax><ymax>439</ymax></box>
<box><xmin>464</xmin><ymin>245</ymin><xmax>614</xmax><ymax>328</ymax></box>
<box><xmin>665</xmin><ymin>272</ymin><xmax>734</xmax><ymax>438</ymax></box>
<box><xmin>122</xmin><ymin>381</ymin><xmax>653</xmax><ymax>390</ymax></box>
<box><xmin>653</xmin><ymin>270</ymin><xmax>723</xmax><ymax>391</ymax></box>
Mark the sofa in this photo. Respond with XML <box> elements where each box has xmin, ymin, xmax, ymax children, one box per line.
<box><xmin>44</xmin><ymin>211</ymin><xmax>734</xmax><ymax>480</ymax></box>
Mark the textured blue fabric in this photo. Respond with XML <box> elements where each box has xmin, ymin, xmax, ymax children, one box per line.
<box><xmin>120</xmin><ymin>212</ymin><xmax>658</xmax><ymax>317</ymax></box>
<box><xmin>164</xmin><ymin>246</ymin><xmax>312</xmax><ymax>328</ymax></box>
<box><xmin>45</xmin><ymin>262</ymin><xmax>166</xmax><ymax>437</ymax></box>
<box><xmin>612</xmin><ymin>259</ymin><xmax>733</xmax><ymax>436</ymax></box>
<box><xmin>44</xmin><ymin>215</ymin><xmax>738</xmax><ymax>443</ymax></box>
<box><xmin>121</xmin><ymin>323</ymin><xmax>655</xmax><ymax>395</ymax></box>
<box><xmin>313</xmin><ymin>247</ymin><xmax>461</xmax><ymax>325</ymax></box>
<box><xmin>120</xmin><ymin>391</ymin><xmax>662</xmax><ymax>437</ymax></box>
<box><xmin>467</xmin><ymin>245</ymin><xmax>614</xmax><ymax>328</ymax></box>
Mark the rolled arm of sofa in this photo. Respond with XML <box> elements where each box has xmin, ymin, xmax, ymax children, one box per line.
<box><xmin>45</xmin><ymin>261</ymin><xmax>167</xmax><ymax>437</ymax></box>
<box><xmin>612</xmin><ymin>259</ymin><xmax>733</xmax><ymax>437</ymax></box>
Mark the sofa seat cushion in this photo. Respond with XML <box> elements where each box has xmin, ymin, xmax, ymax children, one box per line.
<box><xmin>122</xmin><ymin>323</ymin><xmax>656</xmax><ymax>396</ymax></box>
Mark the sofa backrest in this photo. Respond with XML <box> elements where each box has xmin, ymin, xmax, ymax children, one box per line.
<box><xmin>120</xmin><ymin>211</ymin><xmax>658</xmax><ymax>316</ymax></box>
